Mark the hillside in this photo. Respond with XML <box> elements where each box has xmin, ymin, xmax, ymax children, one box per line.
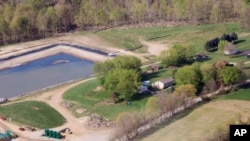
<box><xmin>139</xmin><ymin>89</ymin><xmax>250</xmax><ymax>141</ymax></box>
<box><xmin>140</xmin><ymin>100</ymin><xmax>250</xmax><ymax>141</ymax></box>
<box><xmin>0</xmin><ymin>0</ymin><xmax>250</xmax><ymax>45</ymax></box>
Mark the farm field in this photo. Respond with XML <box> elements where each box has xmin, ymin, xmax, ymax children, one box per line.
<box><xmin>0</xmin><ymin>101</ymin><xmax>65</xmax><ymax>129</ymax></box>
<box><xmin>63</xmin><ymin>22</ymin><xmax>250</xmax><ymax>121</ymax></box>
<box><xmin>96</xmin><ymin>23</ymin><xmax>250</xmax><ymax>63</ymax></box>
<box><xmin>139</xmin><ymin>88</ymin><xmax>250</xmax><ymax>141</ymax></box>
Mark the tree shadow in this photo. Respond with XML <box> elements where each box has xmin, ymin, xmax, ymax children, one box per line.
<box><xmin>238</xmin><ymin>83</ymin><xmax>250</xmax><ymax>89</ymax></box>
<box><xmin>194</xmin><ymin>57</ymin><xmax>211</xmax><ymax>63</ymax></box>
<box><xmin>234</xmin><ymin>40</ymin><xmax>245</xmax><ymax>44</ymax></box>
<box><xmin>141</xmin><ymin>71</ymin><xmax>161</xmax><ymax>82</ymax></box>
<box><xmin>132</xmin><ymin>93</ymin><xmax>152</xmax><ymax>102</ymax></box>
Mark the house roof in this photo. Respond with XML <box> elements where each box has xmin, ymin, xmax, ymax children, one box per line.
<box><xmin>224</xmin><ymin>42</ymin><xmax>238</xmax><ymax>54</ymax></box>
<box><xmin>197</xmin><ymin>52</ymin><xmax>207</xmax><ymax>57</ymax></box>
<box><xmin>158</xmin><ymin>77</ymin><xmax>174</xmax><ymax>84</ymax></box>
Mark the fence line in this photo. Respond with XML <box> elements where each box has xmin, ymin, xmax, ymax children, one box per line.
<box><xmin>114</xmin><ymin>80</ymin><xmax>250</xmax><ymax>141</ymax></box>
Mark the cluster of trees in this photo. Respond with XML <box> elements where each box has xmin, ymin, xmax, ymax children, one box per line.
<box><xmin>158</xmin><ymin>44</ymin><xmax>195</xmax><ymax>66</ymax></box>
<box><xmin>94</xmin><ymin>55</ymin><xmax>142</xmax><ymax>102</ymax></box>
<box><xmin>114</xmin><ymin>93</ymin><xmax>189</xmax><ymax>140</ymax></box>
<box><xmin>0</xmin><ymin>0</ymin><xmax>250</xmax><ymax>45</ymax></box>
<box><xmin>204</xmin><ymin>32</ymin><xmax>238</xmax><ymax>52</ymax></box>
<box><xmin>173</xmin><ymin>61</ymin><xmax>246</xmax><ymax>95</ymax></box>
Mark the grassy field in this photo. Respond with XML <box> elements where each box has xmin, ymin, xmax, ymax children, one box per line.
<box><xmin>139</xmin><ymin>88</ymin><xmax>250</xmax><ymax>141</ymax></box>
<box><xmin>0</xmin><ymin>101</ymin><xmax>65</xmax><ymax>129</ymax></box>
<box><xmin>220</xmin><ymin>88</ymin><xmax>250</xmax><ymax>101</ymax></box>
<box><xmin>140</xmin><ymin>100</ymin><xmax>250</xmax><ymax>141</ymax></box>
<box><xmin>96</xmin><ymin>23</ymin><xmax>250</xmax><ymax>63</ymax></box>
<box><xmin>63</xmin><ymin>79</ymin><xmax>151</xmax><ymax>120</ymax></box>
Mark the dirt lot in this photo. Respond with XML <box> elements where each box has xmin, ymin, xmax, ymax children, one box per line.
<box><xmin>0</xmin><ymin>78</ymin><xmax>114</xmax><ymax>141</ymax></box>
<box><xmin>0</xmin><ymin>33</ymin><xmax>168</xmax><ymax>141</ymax></box>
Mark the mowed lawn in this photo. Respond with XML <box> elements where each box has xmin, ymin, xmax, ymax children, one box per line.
<box><xmin>220</xmin><ymin>88</ymin><xmax>250</xmax><ymax>101</ymax></box>
<box><xmin>140</xmin><ymin>88</ymin><xmax>250</xmax><ymax>141</ymax></box>
<box><xmin>0</xmin><ymin>101</ymin><xmax>65</xmax><ymax>129</ymax></box>
<box><xmin>63</xmin><ymin>79</ymin><xmax>150</xmax><ymax>120</ymax></box>
<box><xmin>96</xmin><ymin>23</ymin><xmax>250</xmax><ymax>63</ymax></box>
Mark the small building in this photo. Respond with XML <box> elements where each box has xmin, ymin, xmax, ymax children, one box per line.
<box><xmin>223</xmin><ymin>42</ymin><xmax>238</xmax><ymax>55</ymax></box>
<box><xmin>193</xmin><ymin>53</ymin><xmax>209</xmax><ymax>61</ymax></box>
<box><xmin>247</xmin><ymin>54</ymin><xmax>250</xmax><ymax>59</ymax></box>
<box><xmin>152</xmin><ymin>77</ymin><xmax>175</xmax><ymax>90</ymax></box>
<box><xmin>0</xmin><ymin>98</ymin><xmax>8</xmax><ymax>104</ymax></box>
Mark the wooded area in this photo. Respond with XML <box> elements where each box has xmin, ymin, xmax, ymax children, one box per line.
<box><xmin>0</xmin><ymin>0</ymin><xmax>250</xmax><ymax>45</ymax></box>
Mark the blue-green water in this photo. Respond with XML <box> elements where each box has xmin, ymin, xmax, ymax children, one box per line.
<box><xmin>0</xmin><ymin>53</ymin><xmax>94</xmax><ymax>98</ymax></box>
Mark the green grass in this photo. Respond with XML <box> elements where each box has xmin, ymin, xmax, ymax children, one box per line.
<box><xmin>138</xmin><ymin>87</ymin><xmax>250</xmax><ymax>141</ymax></box>
<box><xmin>63</xmin><ymin>79</ymin><xmax>150</xmax><ymax>120</ymax></box>
<box><xmin>63</xmin><ymin>68</ymin><xmax>174</xmax><ymax>120</ymax></box>
<box><xmin>219</xmin><ymin>88</ymin><xmax>250</xmax><ymax>101</ymax></box>
<box><xmin>142</xmin><ymin>68</ymin><xmax>174</xmax><ymax>82</ymax></box>
<box><xmin>0</xmin><ymin>101</ymin><xmax>65</xmax><ymax>129</ymax></box>
<box><xmin>96</xmin><ymin>23</ymin><xmax>250</xmax><ymax>63</ymax></box>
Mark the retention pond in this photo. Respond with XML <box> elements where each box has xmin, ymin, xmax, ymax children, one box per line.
<box><xmin>0</xmin><ymin>53</ymin><xmax>94</xmax><ymax>98</ymax></box>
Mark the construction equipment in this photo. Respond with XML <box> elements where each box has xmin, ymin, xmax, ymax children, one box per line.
<box><xmin>59</xmin><ymin>128</ymin><xmax>72</xmax><ymax>134</ymax></box>
<box><xmin>44</xmin><ymin>129</ymin><xmax>61</xmax><ymax>139</ymax></box>
<box><xmin>0</xmin><ymin>130</ymin><xmax>18</xmax><ymax>141</ymax></box>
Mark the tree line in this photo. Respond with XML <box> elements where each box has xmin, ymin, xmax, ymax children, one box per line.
<box><xmin>0</xmin><ymin>0</ymin><xmax>250</xmax><ymax>45</ymax></box>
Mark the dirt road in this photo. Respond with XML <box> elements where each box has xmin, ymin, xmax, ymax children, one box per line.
<box><xmin>0</xmin><ymin>77</ymin><xmax>114</xmax><ymax>141</ymax></box>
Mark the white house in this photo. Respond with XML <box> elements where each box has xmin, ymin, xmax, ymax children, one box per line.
<box><xmin>152</xmin><ymin>77</ymin><xmax>174</xmax><ymax>89</ymax></box>
<box><xmin>224</xmin><ymin>42</ymin><xmax>238</xmax><ymax>55</ymax></box>
<box><xmin>0</xmin><ymin>98</ymin><xmax>8</xmax><ymax>104</ymax></box>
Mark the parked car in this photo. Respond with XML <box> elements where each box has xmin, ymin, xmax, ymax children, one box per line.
<box><xmin>24</xmin><ymin>126</ymin><xmax>36</xmax><ymax>132</ymax></box>
<box><xmin>19</xmin><ymin>127</ymin><xmax>25</xmax><ymax>131</ymax></box>
<box><xmin>59</xmin><ymin>128</ymin><xmax>72</xmax><ymax>134</ymax></box>
<box><xmin>0</xmin><ymin>116</ymin><xmax>6</xmax><ymax>121</ymax></box>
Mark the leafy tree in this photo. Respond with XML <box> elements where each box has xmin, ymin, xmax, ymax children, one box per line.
<box><xmin>174</xmin><ymin>84</ymin><xmax>196</xmax><ymax>107</ymax></box>
<box><xmin>219</xmin><ymin>66</ymin><xmax>244</xmax><ymax>86</ymax></box>
<box><xmin>174</xmin><ymin>65</ymin><xmax>201</xmax><ymax>89</ymax></box>
<box><xmin>3</xmin><ymin>3</ymin><xmax>15</xmax><ymax>24</ymax></box>
<box><xmin>204</xmin><ymin>37</ymin><xmax>220</xmax><ymax>51</ymax></box>
<box><xmin>37</xmin><ymin>8</ymin><xmax>48</xmax><ymax>37</ymax></box>
<box><xmin>158</xmin><ymin>44</ymin><xmax>195</xmax><ymax>66</ymax></box>
<box><xmin>109</xmin><ymin>6</ymin><xmax>124</xmax><ymax>27</ymax></box>
<box><xmin>144</xmin><ymin>97</ymin><xmax>161</xmax><ymax>118</ymax></box>
<box><xmin>214</xmin><ymin>60</ymin><xmax>228</xmax><ymax>71</ymax></box>
<box><xmin>0</xmin><ymin>18</ymin><xmax>9</xmax><ymax>44</ymax></box>
<box><xmin>46</xmin><ymin>7</ymin><xmax>58</xmax><ymax>34</ymax></box>
<box><xmin>231</xmin><ymin>32</ymin><xmax>238</xmax><ymax>41</ymax></box>
<box><xmin>115</xmin><ymin>112</ymin><xmax>140</xmax><ymax>139</ymax></box>
<box><xmin>94</xmin><ymin>55</ymin><xmax>142</xmax><ymax>75</ymax></box>
<box><xmin>103</xmin><ymin>68</ymin><xmax>141</xmax><ymax>101</ymax></box>
<box><xmin>174</xmin><ymin>84</ymin><xmax>197</xmax><ymax>98</ymax></box>
<box><xmin>200</xmin><ymin>63</ymin><xmax>215</xmax><ymax>83</ymax></box>
<box><xmin>218</xmin><ymin>40</ymin><xmax>227</xmax><ymax>52</ymax></box>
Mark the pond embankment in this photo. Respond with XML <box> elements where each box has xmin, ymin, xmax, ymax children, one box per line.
<box><xmin>0</xmin><ymin>41</ymin><xmax>111</xmax><ymax>70</ymax></box>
